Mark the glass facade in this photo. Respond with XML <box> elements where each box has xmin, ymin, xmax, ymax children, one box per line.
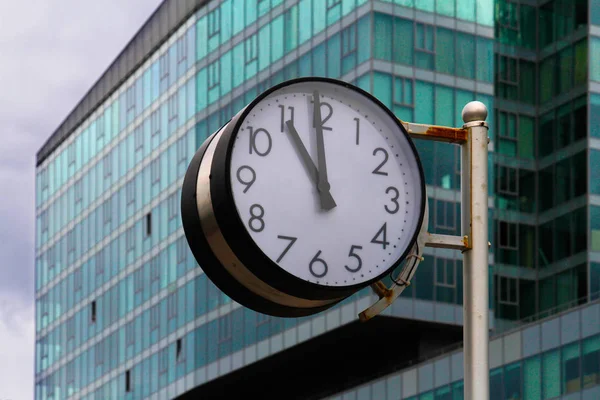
<box><xmin>33</xmin><ymin>0</ymin><xmax>600</xmax><ymax>399</ymax></box>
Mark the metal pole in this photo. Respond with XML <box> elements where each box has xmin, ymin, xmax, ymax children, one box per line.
<box><xmin>461</xmin><ymin>101</ymin><xmax>489</xmax><ymax>400</ymax></box>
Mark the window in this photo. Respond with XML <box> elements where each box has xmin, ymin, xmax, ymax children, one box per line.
<box><xmin>498</xmin><ymin>221</ymin><xmax>517</xmax><ymax>249</ymax></box>
<box><xmin>67</xmin><ymin>143</ymin><xmax>76</xmax><ymax>166</ymax></box>
<box><xmin>177</xmin><ymin>237</ymin><xmax>187</xmax><ymax>264</ymax></box>
<box><xmin>150</xmin><ymin>304</ymin><xmax>159</xmax><ymax>332</ymax></box>
<box><xmin>435</xmin><ymin>200</ymin><xmax>456</xmax><ymax>231</ymax></box>
<box><xmin>582</xmin><ymin>335</ymin><xmax>600</xmax><ymax>388</ymax></box>
<box><xmin>245</xmin><ymin>35</ymin><xmax>258</xmax><ymax>64</ymax></box>
<box><xmin>146</xmin><ymin>213</ymin><xmax>152</xmax><ymax>236</ymax></box>
<box><xmin>134</xmin><ymin>126</ymin><xmax>143</xmax><ymax>151</ymax></box>
<box><xmin>158</xmin><ymin>347</ymin><xmax>168</xmax><ymax>376</ymax></box>
<box><xmin>126</xmin><ymin>228</ymin><xmax>135</xmax><ymax>252</ymax></box>
<box><xmin>40</xmin><ymin>168</ymin><xmax>48</xmax><ymax>190</ymax></box>
<box><xmin>102</xmin><ymin>201</ymin><xmax>112</xmax><ymax>225</ymax></box>
<box><xmin>40</xmin><ymin>210</ymin><xmax>48</xmax><ymax>233</ymax></box>
<box><xmin>125</xmin><ymin>321</ymin><xmax>135</xmax><ymax>347</ymax></box>
<box><xmin>393</xmin><ymin>78</ymin><xmax>413</xmax><ymax>106</ymax></box>
<box><xmin>159</xmin><ymin>53</ymin><xmax>169</xmax><ymax>80</ymax></box>
<box><xmin>219</xmin><ymin>314</ymin><xmax>232</xmax><ymax>342</ymax></box>
<box><xmin>497</xmin><ymin>0</ymin><xmax>519</xmax><ymax>30</ymax></box>
<box><xmin>177</xmin><ymin>136</ymin><xmax>187</xmax><ymax>164</ymax></box>
<box><xmin>74</xmin><ymin>180</ymin><xmax>82</xmax><ymax>204</ymax></box>
<box><xmin>168</xmin><ymin>193</ymin><xmax>178</xmax><ymax>221</ymax></box>
<box><xmin>66</xmin><ymin>362</ymin><xmax>75</xmax><ymax>385</ymax></box>
<box><xmin>167</xmin><ymin>292</ymin><xmax>177</xmax><ymax>321</ymax></box>
<box><xmin>47</xmin><ymin>247</ymin><xmax>55</xmax><ymax>271</ymax></box>
<box><xmin>95</xmin><ymin>251</ymin><xmax>104</xmax><ymax>276</ymax></box>
<box><xmin>103</xmin><ymin>154</ymin><xmax>112</xmax><ymax>179</ymax></box>
<box><xmin>150</xmin><ymin>159</ymin><xmax>160</xmax><ymax>185</ymax></box>
<box><xmin>498</xmin><ymin>276</ymin><xmax>518</xmax><ymax>305</ymax></box>
<box><xmin>66</xmin><ymin>230</ymin><xmax>75</xmax><ymax>256</ymax></box>
<box><xmin>73</xmin><ymin>268</ymin><xmax>82</xmax><ymax>291</ymax></box>
<box><xmin>496</xmin><ymin>55</ymin><xmax>518</xmax><ymax>100</ymax></box>
<box><xmin>126</xmin><ymin>180</ymin><xmax>135</xmax><ymax>205</ymax></box>
<box><xmin>126</xmin><ymin>86</ymin><xmax>135</xmax><ymax>111</ymax></box>
<box><xmin>415</xmin><ymin>23</ymin><xmax>435</xmax><ymax>69</ymax></box>
<box><xmin>176</xmin><ymin>35</ymin><xmax>187</xmax><ymax>63</ymax></box>
<box><xmin>96</xmin><ymin>115</ymin><xmax>105</xmax><ymax>139</ymax></box>
<box><xmin>327</xmin><ymin>0</ymin><xmax>341</xmax><ymax>8</ymax></box>
<box><xmin>168</xmin><ymin>94</ymin><xmax>178</xmax><ymax>121</ymax></box>
<box><xmin>497</xmin><ymin>166</ymin><xmax>518</xmax><ymax>195</ymax></box>
<box><xmin>150</xmin><ymin>257</ymin><xmax>160</xmax><ymax>283</ymax></box>
<box><xmin>496</xmin><ymin>111</ymin><xmax>517</xmax><ymax>157</ymax></box>
<box><xmin>95</xmin><ymin>341</ymin><xmax>104</xmax><ymax>366</ymax></box>
<box><xmin>151</xmin><ymin>109</ymin><xmax>160</xmax><ymax>136</ymax></box>
<box><xmin>435</xmin><ymin>258</ymin><xmax>456</xmax><ymax>287</ymax></box>
<box><xmin>134</xmin><ymin>268</ymin><xmax>143</xmax><ymax>294</ymax></box>
<box><xmin>91</xmin><ymin>300</ymin><xmax>97</xmax><ymax>323</ymax></box>
<box><xmin>208</xmin><ymin>61</ymin><xmax>220</xmax><ymax>89</ymax></box>
<box><xmin>66</xmin><ymin>317</ymin><xmax>75</xmax><ymax>342</ymax></box>
<box><xmin>125</xmin><ymin>370</ymin><xmax>132</xmax><ymax>392</ymax></box>
<box><xmin>176</xmin><ymin>338</ymin><xmax>185</xmax><ymax>362</ymax></box>
<box><xmin>208</xmin><ymin>8</ymin><xmax>220</xmax><ymax>38</ymax></box>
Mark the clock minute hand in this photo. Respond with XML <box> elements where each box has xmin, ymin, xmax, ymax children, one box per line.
<box><xmin>285</xmin><ymin>120</ymin><xmax>336</xmax><ymax>209</ymax></box>
<box><xmin>312</xmin><ymin>90</ymin><xmax>337</xmax><ymax>210</ymax></box>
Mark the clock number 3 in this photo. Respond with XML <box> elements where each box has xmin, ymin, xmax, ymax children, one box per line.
<box><xmin>345</xmin><ymin>245</ymin><xmax>363</xmax><ymax>273</ymax></box>
<box><xmin>309</xmin><ymin>250</ymin><xmax>328</xmax><ymax>278</ymax></box>
<box><xmin>384</xmin><ymin>186</ymin><xmax>400</xmax><ymax>214</ymax></box>
<box><xmin>248</xmin><ymin>204</ymin><xmax>265</xmax><ymax>232</ymax></box>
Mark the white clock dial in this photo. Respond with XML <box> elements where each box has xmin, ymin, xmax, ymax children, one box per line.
<box><xmin>229</xmin><ymin>80</ymin><xmax>424</xmax><ymax>288</ymax></box>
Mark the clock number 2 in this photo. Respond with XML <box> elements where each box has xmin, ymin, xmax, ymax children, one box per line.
<box><xmin>309</xmin><ymin>250</ymin><xmax>328</xmax><ymax>278</ymax></box>
<box><xmin>372</xmin><ymin>148</ymin><xmax>389</xmax><ymax>176</ymax></box>
<box><xmin>248</xmin><ymin>204</ymin><xmax>265</xmax><ymax>232</ymax></box>
<box><xmin>248</xmin><ymin>127</ymin><xmax>272</xmax><ymax>156</ymax></box>
<box><xmin>371</xmin><ymin>222</ymin><xmax>390</xmax><ymax>249</ymax></box>
<box><xmin>345</xmin><ymin>245</ymin><xmax>363</xmax><ymax>273</ymax></box>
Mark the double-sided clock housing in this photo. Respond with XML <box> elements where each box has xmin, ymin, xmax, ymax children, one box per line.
<box><xmin>181</xmin><ymin>77</ymin><xmax>426</xmax><ymax>317</ymax></box>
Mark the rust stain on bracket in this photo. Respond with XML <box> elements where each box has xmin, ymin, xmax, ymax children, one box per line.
<box><xmin>401</xmin><ymin>120</ymin><xmax>468</xmax><ymax>144</ymax></box>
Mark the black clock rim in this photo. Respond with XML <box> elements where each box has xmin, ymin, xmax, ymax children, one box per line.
<box><xmin>210</xmin><ymin>76</ymin><xmax>427</xmax><ymax>301</ymax></box>
<box><xmin>180</xmin><ymin>129</ymin><xmax>338</xmax><ymax>317</ymax></box>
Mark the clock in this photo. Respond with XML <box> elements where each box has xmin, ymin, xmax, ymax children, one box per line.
<box><xmin>181</xmin><ymin>77</ymin><xmax>425</xmax><ymax>317</ymax></box>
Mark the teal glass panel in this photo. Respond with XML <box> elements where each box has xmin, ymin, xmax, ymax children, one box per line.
<box><xmin>220</xmin><ymin>50</ymin><xmax>232</xmax><ymax>96</ymax></box>
<box><xmin>284</xmin><ymin>5</ymin><xmax>298</xmax><ymax>54</ymax></box>
<box><xmin>562</xmin><ymin>342</ymin><xmax>581</xmax><ymax>393</ymax></box>
<box><xmin>394</xmin><ymin>0</ymin><xmax>414</xmax><ymax>6</ymax></box>
<box><xmin>373</xmin><ymin>72</ymin><xmax>392</xmax><ymax>108</ymax></box>
<box><xmin>592</xmin><ymin>94</ymin><xmax>600</xmax><ymax>138</ymax></box>
<box><xmin>524</xmin><ymin>356</ymin><xmax>541</xmax><ymax>400</ymax></box>
<box><xmin>592</xmin><ymin>206</ymin><xmax>600</xmax><ymax>252</ymax></box>
<box><xmin>327</xmin><ymin>33</ymin><xmax>341</xmax><ymax>77</ymax></box>
<box><xmin>583</xmin><ymin>335</ymin><xmax>600</xmax><ymax>387</ymax></box>
<box><xmin>456</xmin><ymin>32</ymin><xmax>475</xmax><ymax>79</ymax></box>
<box><xmin>457</xmin><ymin>0</ymin><xmax>475</xmax><ymax>21</ymax></box>
<box><xmin>298</xmin><ymin>0</ymin><xmax>312</xmax><ymax>45</ymax></box>
<box><xmin>393</xmin><ymin>17</ymin><xmax>414</xmax><ymax>65</ymax></box>
<box><xmin>312</xmin><ymin>0</ymin><xmax>326</xmax><ymax>35</ymax></box>
<box><xmin>476</xmin><ymin>0</ymin><xmax>494</xmax><ymax>26</ymax></box>
<box><xmin>342</xmin><ymin>0</ymin><xmax>357</xmax><ymax>15</ymax></box>
<box><xmin>221</xmin><ymin>0</ymin><xmax>232</xmax><ymax>45</ymax></box>
<box><xmin>196</xmin><ymin>16</ymin><xmax>207</xmax><ymax>61</ymax></box>
<box><xmin>594</xmin><ymin>0</ymin><xmax>600</xmax><ymax>26</ymax></box>
<box><xmin>232</xmin><ymin>0</ymin><xmax>244</xmax><ymax>35</ymax></box>
<box><xmin>415</xmin><ymin>0</ymin><xmax>433</xmax><ymax>12</ymax></box>
<box><xmin>591</xmin><ymin>151</ymin><xmax>600</xmax><ymax>195</ymax></box>
<box><xmin>542</xmin><ymin>350</ymin><xmax>560</xmax><ymax>399</ymax></box>
<box><xmin>245</xmin><ymin>0</ymin><xmax>257</xmax><ymax>26</ymax></box>
<box><xmin>436</xmin><ymin>0</ymin><xmax>454</xmax><ymax>17</ymax></box>
<box><xmin>258</xmin><ymin>23</ymin><xmax>270</xmax><ymax>71</ymax></box>
<box><xmin>374</xmin><ymin>13</ymin><xmax>393</xmax><ymax>61</ymax></box>
<box><xmin>414</xmin><ymin>80</ymin><xmax>434</xmax><ymax>124</ymax></box>
<box><xmin>476</xmin><ymin>37</ymin><xmax>493</xmax><ymax>82</ymax></box>
<box><xmin>357</xmin><ymin>15</ymin><xmax>371</xmax><ymax>64</ymax></box>
<box><xmin>271</xmin><ymin>15</ymin><xmax>284</xmax><ymax>63</ymax></box>
<box><xmin>196</xmin><ymin>68</ymin><xmax>207</xmax><ymax>112</ymax></box>
<box><xmin>435</xmin><ymin>86</ymin><xmax>454</xmax><ymax>127</ymax></box>
<box><xmin>436</xmin><ymin>27</ymin><xmax>455</xmax><ymax>75</ymax></box>
<box><xmin>591</xmin><ymin>37</ymin><xmax>600</xmax><ymax>82</ymax></box>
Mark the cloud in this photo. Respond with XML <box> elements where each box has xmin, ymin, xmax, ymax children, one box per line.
<box><xmin>0</xmin><ymin>0</ymin><xmax>162</xmax><ymax>394</ymax></box>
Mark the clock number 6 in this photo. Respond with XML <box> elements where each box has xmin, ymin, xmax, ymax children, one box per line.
<box><xmin>248</xmin><ymin>204</ymin><xmax>265</xmax><ymax>232</ymax></box>
<box><xmin>309</xmin><ymin>250</ymin><xmax>328</xmax><ymax>278</ymax></box>
<box><xmin>385</xmin><ymin>186</ymin><xmax>400</xmax><ymax>214</ymax></box>
<box><xmin>345</xmin><ymin>245</ymin><xmax>363</xmax><ymax>273</ymax></box>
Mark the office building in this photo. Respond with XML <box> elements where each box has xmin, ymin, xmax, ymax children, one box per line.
<box><xmin>34</xmin><ymin>0</ymin><xmax>600</xmax><ymax>398</ymax></box>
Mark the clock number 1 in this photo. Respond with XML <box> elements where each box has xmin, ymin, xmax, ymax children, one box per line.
<box><xmin>309</xmin><ymin>250</ymin><xmax>328</xmax><ymax>278</ymax></box>
<box><xmin>371</xmin><ymin>222</ymin><xmax>390</xmax><ymax>249</ymax></box>
<box><xmin>354</xmin><ymin>118</ymin><xmax>360</xmax><ymax>145</ymax></box>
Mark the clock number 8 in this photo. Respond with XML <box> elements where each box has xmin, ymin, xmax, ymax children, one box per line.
<box><xmin>248</xmin><ymin>204</ymin><xmax>265</xmax><ymax>232</ymax></box>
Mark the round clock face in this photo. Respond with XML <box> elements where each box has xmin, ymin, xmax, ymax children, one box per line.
<box><xmin>228</xmin><ymin>79</ymin><xmax>424</xmax><ymax>289</ymax></box>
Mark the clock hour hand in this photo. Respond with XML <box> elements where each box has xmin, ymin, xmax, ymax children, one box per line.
<box><xmin>285</xmin><ymin>120</ymin><xmax>336</xmax><ymax>209</ymax></box>
<box><xmin>312</xmin><ymin>90</ymin><xmax>336</xmax><ymax>210</ymax></box>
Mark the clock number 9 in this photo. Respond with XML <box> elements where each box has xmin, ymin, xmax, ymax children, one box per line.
<box><xmin>384</xmin><ymin>186</ymin><xmax>400</xmax><ymax>214</ymax></box>
<box><xmin>248</xmin><ymin>204</ymin><xmax>265</xmax><ymax>232</ymax></box>
<box><xmin>309</xmin><ymin>250</ymin><xmax>328</xmax><ymax>278</ymax></box>
<box><xmin>345</xmin><ymin>245</ymin><xmax>363</xmax><ymax>273</ymax></box>
<box><xmin>236</xmin><ymin>165</ymin><xmax>256</xmax><ymax>193</ymax></box>
<box><xmin>247</xmin><ymin>127</ymin><xmax>272</xmax><ymax>156</ymax></box>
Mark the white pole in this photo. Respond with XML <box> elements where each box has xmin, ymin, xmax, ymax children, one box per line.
<box><xmin>461</xmin><ymin>101</ymin><xmax>490</xmax><ymax>400</ymax></box>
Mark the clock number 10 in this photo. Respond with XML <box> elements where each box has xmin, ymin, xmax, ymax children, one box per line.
<box><xmin>247</xmin><ymin>127</ymin><xmax>272</xmax><ymax>156</ymax></box>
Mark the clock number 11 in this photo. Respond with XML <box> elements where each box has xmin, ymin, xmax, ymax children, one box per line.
<box><xmin>279</xmin><ymin>105</ymin><xmax>295</xmax><ymax>132</ymax></box>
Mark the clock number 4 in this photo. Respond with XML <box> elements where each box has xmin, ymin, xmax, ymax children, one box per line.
<box><xmin>248</xmin><ymin>127</ymin><xmax>272</xmax><ymax>156</ymax></box>
<box><xmin>345</xmin><ymin>245</ymin><xmax>363</xmax><ymax>273</ymax></box>
<box><xmin>372</xmin><ymin>148</ymin><xmax>389</xmax><ymax>176</ymax></box>
<box><xmin>309</xmin><ymin>250</ymin><xmax>328</xmax><ymax>278</ymax></box>
<box><xmin>371</xmin><ymin>222</ymin><xmax>390</xmax><ymax>249</ymax></box>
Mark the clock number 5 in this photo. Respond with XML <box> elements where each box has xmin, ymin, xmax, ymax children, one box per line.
<box><xmin>309</xmin><ymin>250</ymin><xmax>328</xmax><ymax>278</ymax></box>
<box><xmin>345</xmin><ymin>245</ymin><xmax>363</xmax><ymax>273</ymax></box>
<box><xmin>248</xmin><ymin>127</ymin><xmax>272</xmax><ymax>156</ymax></box>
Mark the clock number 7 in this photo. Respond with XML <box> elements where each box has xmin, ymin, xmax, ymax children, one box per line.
<box><xmin>276</xmin><ymin>235</ymin><xmax>297</xmax><ymax>263</ymax></box>
<box><xmin>371</xmin><ymin>222</ymin><xmax>390</xmax><ymax>249</ymax></box>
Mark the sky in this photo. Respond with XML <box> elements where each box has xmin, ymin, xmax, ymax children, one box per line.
<box><xmin>0</xmin><ymin>1</ymin><xmax>162</xmax><ymax>398</ymax></box>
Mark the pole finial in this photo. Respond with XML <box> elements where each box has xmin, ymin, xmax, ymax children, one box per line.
<box><xmin>462</xmin><ymin>101</ymin><xmax>488</xmax><ymax>124</ymax></box>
